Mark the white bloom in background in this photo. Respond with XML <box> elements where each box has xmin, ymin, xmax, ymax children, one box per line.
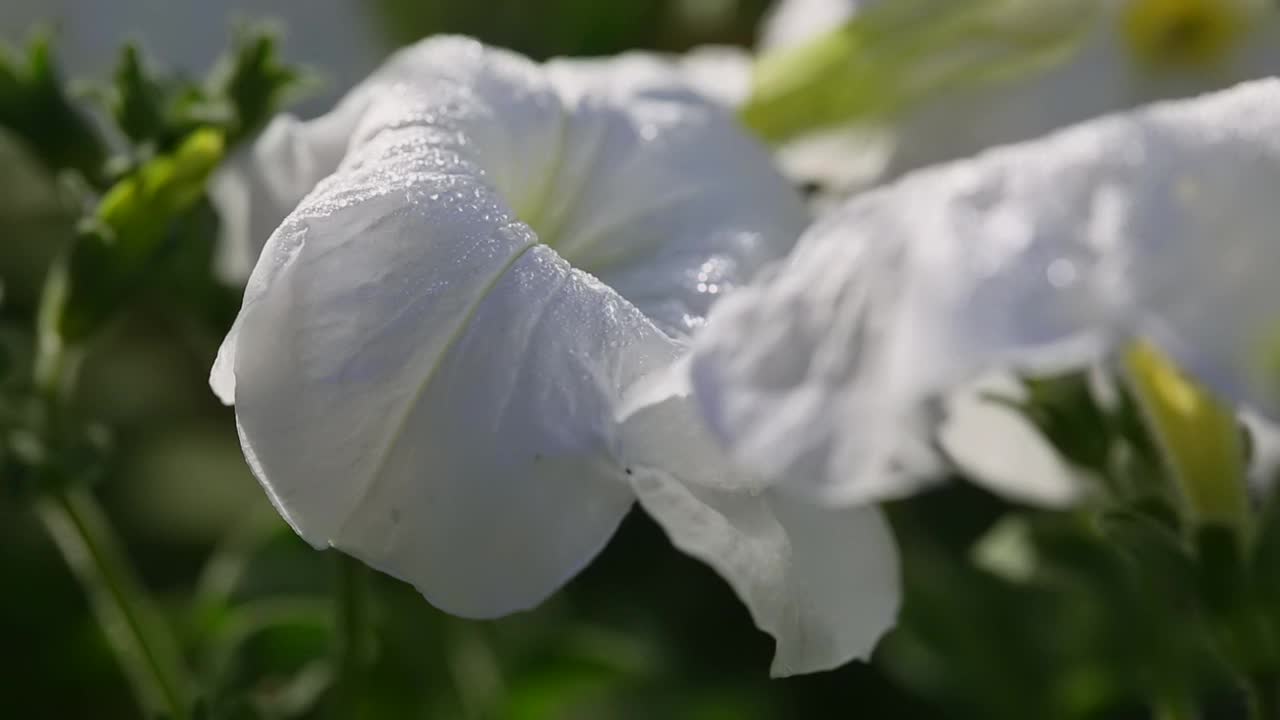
<box><xmin>754</xmin><ymin>0</ymin><xmax>1280</xmax><ymax>192</ymax></box>
<box><xmin>674</xmin><ymin>45</ymin><xmax>759</xmax><ymax>107</ymax></box>
<box><xmin>685</xmin><ymin>79</ymin><xmax>1280</xmax><ymax>506</ymax></box>
<box><xmin>732</xmin><ymin>0</ymin><xmax>1280</xmax><ymax>505</ymax></box>
<box><xmin>211</xmin><ymin>36</ymin><xmax>899</xmax><ymax>676</ymax></box>
<box><xmin>937</xmin><ymin>374</ymin><xmax>1087</xmax><ymax>507</ymax></box>
<box><xmin>888</xmin><ymin>0</ymin><xmax>1280</xmax><ymax>179</ymax></box>
<box><xmin>759</xmin><ymin>0</ymin><xmax>870</xmax><ymax>51</ymax></box>
<box><xmin>754</xmin><ymin>0</ymin><xmax>895</xmax><ymax>197</ymax></box>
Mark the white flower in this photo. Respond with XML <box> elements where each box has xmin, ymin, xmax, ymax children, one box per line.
<box><xmin>684</xmin><ymin>78</ymin><xmax>1280</xmax><ymax>506</ymax></box>
<box><xmin>745</xmin><ymin>0</ymin><xmax>1280</xmax><ymax>504</ymax></box>
<box><xmin>212</xmin><ymin>44</ymin><xmax>759</xmax><ymax>281</ymax></box>
<box><xmin>211</xmin><ymin>36</ymin><xmax>899</xmax><ymax>676</ymax></box>
<box><xmin>754</xmin><ymin>0</ymin><xmax>1280</xmax><ymax>193</ymax></box>
<box><xmin>887</xmin><ymin>0</ymin><xmax>1280</xmax><ymax>179</ymax></box>
<box><xmin>759</xmin><ymin>0</ymin><xmax>870</xmax><ymax>51</ymax></box>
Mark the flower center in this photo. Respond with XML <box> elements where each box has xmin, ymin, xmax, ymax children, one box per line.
<box><xmin>1120</xmin><ymin>0</ymin><xmax>1246</xmax><ymax>68</ymax></box>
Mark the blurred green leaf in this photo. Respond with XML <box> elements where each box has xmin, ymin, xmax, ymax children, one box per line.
<box><xmin>106</xmin><ymin>44</ymin><xmax>217</xmax><ymax>154</ymax></box>
<box><xmin>103</xmin><ymin>26</ymin><xmax>308</xmax><ymax>158</ymax></box>
<box><xmin>110</xmin><ymin>44</ymin><xmax>179</xmax><ymax>149</ymax></box>
<box><xmin>36</xmin><ymin>486</ymin><xmax>196</xmax><ymax>718</ymax></box>
<box><xmin>0</xmin><ymin>32</ymin><xmax>107</xmax><ymax>184</ymax></box>
<box><xmin>207</xmin><ymin>26</ymin><xmax>310</xmax><ymax>146</ymax></box>
<box><xmin>1015</xmin><ymin>372</ymin><xmax>1113</xmax><ymax>473</ymax></box>
<box><xmin>202</xmin><ymin>598</ymin><xmax>334</xmax><ymax>720</ymax></box>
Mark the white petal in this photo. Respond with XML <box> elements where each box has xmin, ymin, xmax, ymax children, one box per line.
<box><xmin>617</xmin><ymin>389</ymin><xmax>900</xmax><ymax>674</ymax></box>
<box><xmin>619</xmin><ymin>372</ymin><xmax>767</xmax><ymax>495</ymax></box>
<box><xmin>211</xmin><ymin>110</ymin><xmax>357</xmax><ymax>281</ymax></box>
<box><xmin>882</xmin><ymin>2</ymin><xmax>1280</xmax><ymax>180</ymax></box>
<box><xmin>691</xmin><ymin>79</ymin><xmax>1280</xmax><ymax>504</ymax></box>
<box><xmin>212</xmin><ymin>37</ymin><xmax>567</xmax><ymax>280</ymax></box>
<box><xmin>222</xmin><ymin>164</ymin><xmax>669</xmax><ymax>617</ymax></box>
<box><xmin>217</xmin><ymin>42</ymin><xmax>652</xmax><ymax>617</ymax></box>
<box><xmin>674</xmin><ymin>45</ymin><xmax>755</xmax><ymax>108</ymax></box>
<box><xmin>541</xmin><ymin>53</ymin><xmax>807</xmax><ymax>335</ymax></box>
<box><xmin>216</xmin><ymin>37</ymin><xmax>806</xmax><ymax>617</ymax></box>
<box><xmin>759</xmin><ymin>0</ymin><xmax>870</xmax><ymax>51</ymax></box>
<box><xmin>758</xmin><ymin>1</ymin><xmax>1280</xmax><ymax>197</ymax></box>
<box><xmin>774</xmin><ymin>126</ymin><xmax>896</xmax><ymax>200</ymax></box>
<box><xmin>940</xmin><ymin>375</ymin><xmax>1084</xmax><ymax>508</ymax></box>
<box><xmin>629</xmin><ymin>467</ymin><xmax>899</xmax><ymax>676</ymax></box>
<box><xmin>883</xmin><ymin>20</ymin><xmax>1128</xmax><ymax>180</ymax></box>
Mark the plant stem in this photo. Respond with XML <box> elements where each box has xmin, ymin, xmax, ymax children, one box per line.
<box><xmin>37</xmin><ymin>485</ymin><xmax>193</xmax><ymax>719</ymax></box>
<box><xmin>332</xmin><ymin>552</ymin><xmax>369</xmax><ymax>718</ymax></box>
<box><xmin>31</xmin><ymin>321</ymin><xmax>192</xmax><ymax>718</ymax></box>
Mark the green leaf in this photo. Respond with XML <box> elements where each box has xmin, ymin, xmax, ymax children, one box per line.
<box><xmin>110</xmin><ymin>44</ymin><xmax>173</xmax><ymax>148</ymax></box>
<box><xmin>1010</xmin><ymin>371</ymin><xmax>1112</xmax><ymax>473</ymax></box>
<box><xmin>0</xmin><ymin>32</ymin><xmax>107</xmax><ymax>184</ymax></box>
<box><xmin>201</xmin><ymin>598</ymin><xmax>335</xmax><ymax>720</ymax></box>
<box><xmin>207</xmin><ymin>26</ymin><xmax>310</xmax><ymax>146</ymax></box>
<box><xmin>103</xmin><ymin>27</ymin><xmax>307</xmax><ymax>157</ymax></box>
<box><xmin>105</xmin><ymin>44</ymin><xmax>221</xmax><ymax>154</ymax></box>
<box><xmin>36</xmin><ymin>486</ymin><xmax>196</xmax><ymax>719</ymax></box>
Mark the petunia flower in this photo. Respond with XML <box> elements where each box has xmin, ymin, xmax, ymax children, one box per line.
<box><xmin>683</xmin><ymin>78</ymin><xmax>1280</xmax><ymax>507</ymax></box>
<box><xmin>211</xmin><ymin>43</ymin><xmax>759</xmax><ymax>280</ymax></box>
<box><xmin>886</xmin><ymin>0</ymin><xmax>1280</xmax><ymax>179</ymax></box>
<box><xmin>210</xmin><ymin>36</ymin><xmax>900</xmax><ymax>676</ymax></box>
<box><xmin>758</xmin><ymin>0</ymin><xmax>871</xmax><ymax>52</ymax></box>
<box><xmin>749</xmin><ymin>0</ymin><xmax>1280</xmax><ymax>195</ymax></box>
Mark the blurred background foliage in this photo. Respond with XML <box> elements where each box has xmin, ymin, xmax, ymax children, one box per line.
<box><xmin>2</xmin><ymin>1</ymin><xmax>1278</xmax><ymax>719</ymax></box>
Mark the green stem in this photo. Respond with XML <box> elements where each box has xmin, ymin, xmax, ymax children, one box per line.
<box><xmin>36</xmin><ymin>486</ymin><xmax>193</xmax><ymax>719</ymax></box>
<box><xmin>31</xmin><ymin>319</ymin><xmax>192</xmax><ymax>718</ymax></box>
<box><xmin>332</xmin><ymin>552</ymin><xmax>369</xmax><ymax>718</ymax></box>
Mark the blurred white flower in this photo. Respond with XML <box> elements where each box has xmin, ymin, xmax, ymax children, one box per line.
<box><xmin>684</xmin><ymin>79</ymin><xmax>1280</xmax><ymax>507</ymax></box>
<box><xmin>754</xmin><ymin>0</ymin><xmax>1280</xmax><ymax>193</ymax></box>
<box><xmin>211</xmin><ymin>36</ymin><xmax>899</xmax><ymax>676</ymax></box>
<box><xmin>888</xmin><ymin>0</ymin><xmax>1280</xmax><ymax>178</ymax></box>
<box><xmin>938</xmin><ymin>375</ymin><xmax>1087</xmax><ymax>507</ymax></box>
<box><xmin>759</xmin><ymin>0</ymin><xmax>870</xmax><ymax>51</ymax></box>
